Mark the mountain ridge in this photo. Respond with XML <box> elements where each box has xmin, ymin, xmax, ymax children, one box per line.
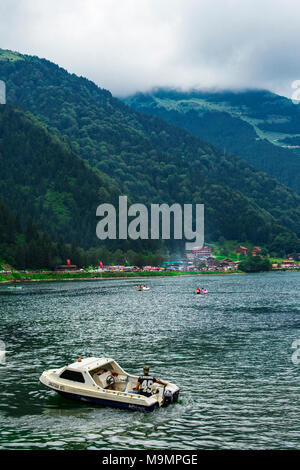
<box><xmin>0</xmin><ymin>50</ymin><xmax>300</xmax><ymax>256</ymax></box>
<box><xmin>124</xmin><ymin>88</ymin><xmax>300</xmax><ymax>194</ymax></box>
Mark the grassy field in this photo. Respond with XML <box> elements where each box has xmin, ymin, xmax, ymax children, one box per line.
<box><xmin>0</xmin><ymin>49</ymin><xmax>24</xmax><ymax>62</ymax></box>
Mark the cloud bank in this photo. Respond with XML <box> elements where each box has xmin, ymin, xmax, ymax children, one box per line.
<box><xmin>0</xmin><ymin>0</ymin><xmax>299</xmax><ymax>97</ymax></box>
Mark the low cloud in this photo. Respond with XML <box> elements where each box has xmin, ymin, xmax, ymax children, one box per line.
<box><xmin>0</xmin><ymin>0</ymin><xmax>299</xmax><ymax>98</ymax></box>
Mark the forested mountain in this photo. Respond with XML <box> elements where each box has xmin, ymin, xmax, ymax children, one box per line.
<box><xmin>0</xmin><ymin>105</ymin><xmax>163</xmax><ymax>267</ymax></box>
<box><xmin>1</xmin><ymin>49</ymin><xmax>300</xmax><ymax>259</ymax></box>
<box><xmin>0</xmin><ymin>105</ymin><xmax>120</xmax><ymax>248</ymax></box>
<box><xmin>125</xmin><ymin>89</ymin><xmax>300</xmax><ymax>194</ymax></box>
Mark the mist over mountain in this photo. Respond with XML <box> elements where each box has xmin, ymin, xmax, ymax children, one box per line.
<box><xmin>1</xmin><ymin>0</ymin><xmax>300</xmax><ymax>98</ymax></box>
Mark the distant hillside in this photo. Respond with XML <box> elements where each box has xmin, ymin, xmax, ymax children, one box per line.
<box><xmin>1</xmin><ymin>49</ymin><xmax>300</xmax><ymax>255</ymax></box>
<box><xmin>125</xmin><ymin>89</ymin><xmax>300</xmax><ymax>194</ymax></box>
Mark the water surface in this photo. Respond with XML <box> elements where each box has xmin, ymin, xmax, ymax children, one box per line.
<box><xmin>0</xmin><ymin>272</ymin><xmax>299</xmax><ymax>449</ymax></box>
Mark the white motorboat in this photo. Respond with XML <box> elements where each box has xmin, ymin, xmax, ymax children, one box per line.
<box><xmin>137</xmin><ymin>286</ymin><xmax>150</xmax><ymax>291</ymax></box>
<box><xmin>39</xmin><ymin>357</ymin><xmax>179</xmax><ymax>412</ymax></box>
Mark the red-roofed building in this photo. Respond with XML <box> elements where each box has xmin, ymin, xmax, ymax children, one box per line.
<box><xmin>234</xmin><ymin>246</ymin><xmax>248</xmax><ymax>255</ymax></box>
<box><xmin>280</xmin><ymin>260</ymin><xmax>295</xmax><ymax>268</ymax></box>
<box><xmin>192</xmin><ymin>246</ymin><xmax>212</xmax><ymax>258</ymax></box>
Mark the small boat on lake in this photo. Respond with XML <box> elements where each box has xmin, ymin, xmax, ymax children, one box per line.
<box><xmin>194</xmin><ymin>288</ymin><xmax>208</xmax><ymax>295</ymax></box>
<box><xmin>39</xmin><ymin>357</ymin><xmax>179</xmax><ymax>412</ymax></box>
<box><xmin>138</xmin><ymin>285</ymin><xmax>150</xmax><ymax>291</ymax></box>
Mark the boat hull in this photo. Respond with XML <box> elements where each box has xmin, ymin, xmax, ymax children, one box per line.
<box><xmin>57</xmin><ymin>390</ymin><xmax>159</xmax><ymax>412</ymax></box>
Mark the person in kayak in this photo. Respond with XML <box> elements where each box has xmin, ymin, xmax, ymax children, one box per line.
<box><xmin>134</xmin><ymin>365</ymin><xmax>168</xmax><ymax>397</ymax></box>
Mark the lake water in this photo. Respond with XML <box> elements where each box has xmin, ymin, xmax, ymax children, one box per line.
<box><xmin>0</xmin><ymin>272</ymin><xmax>299</xmax><ymax>450</ymax></box>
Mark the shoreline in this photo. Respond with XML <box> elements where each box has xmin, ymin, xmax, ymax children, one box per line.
<box><xmin>0</xmin><ymin>270</ymin><xmax>244</xmax><ymax>284</ymax></box>
<box><xmin>1</xmin><ymin>269</ymin><xmax>299</xmax><ymax>284</ymax></box>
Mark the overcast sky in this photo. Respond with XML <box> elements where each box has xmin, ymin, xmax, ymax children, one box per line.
<box><xmin>1</xmin><ymin>0</ymin><xmax>300</xmax><ymax>98</ymax></box>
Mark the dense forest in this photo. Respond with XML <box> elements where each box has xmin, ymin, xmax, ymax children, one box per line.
<box><xmin>0</xmin><ymin>105</ymin><xmax>120</xmax><ymax>248</ymax></box>
<box><xmin>0</xmin><ymin>105</ymin><xmax>165</xmax><ymax>267</ymax></box>
<box><xmin>0</xmin><ymin>199</ymin><xmax>78</xmax><ymax>269</ymax></box>
<box><xmin>125</xmin><ymin>89</ymin><xmax>300</xmax><ymax>194</ymax></box>
<box><xmin>0</xmin><ymin>199</ymin><xmax>163</xmax><ymax>269</ymax></box>
<box><xmin>1</xmin><ymin>50</ymin><xmax>300</xmax><ymax>268</ymax></box>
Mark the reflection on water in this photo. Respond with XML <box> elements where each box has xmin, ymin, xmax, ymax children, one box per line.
<box><xmin>0</xmin><ymin>272</ymin><xmax>299</xmax><ymax>449</ymax></box>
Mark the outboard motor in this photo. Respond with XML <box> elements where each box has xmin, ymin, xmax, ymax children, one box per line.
<box><xmin>162</xmin><ymin>389</ymin><xmax>173</xmax><ymax>407</ymax></box>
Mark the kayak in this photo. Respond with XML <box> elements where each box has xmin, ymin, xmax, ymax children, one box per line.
<box><xmin>138</xmin><ymin>287</ymin><xmax>150</xmax><ymax>291</ymax></box>
<box><xmin>8</xmin><ymin>286</ymin><xmax>23</xmax><ymax>289</ymax></box>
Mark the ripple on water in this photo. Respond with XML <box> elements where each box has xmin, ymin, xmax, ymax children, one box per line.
<box><xmin>0</xmin><ymin>273</ymin><xmax>300</xmax><ymax>449</ymax></box>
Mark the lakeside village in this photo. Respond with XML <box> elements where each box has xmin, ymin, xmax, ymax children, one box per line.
<box><xmin>1</xmin><ymin>245</ymin><xmax>300</xmax><ymax>279</ymax></box>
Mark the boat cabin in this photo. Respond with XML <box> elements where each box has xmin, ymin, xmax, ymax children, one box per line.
<box><xmin>57</xmin><ymin>357</ymin><xmax>138</xmax><ymax>393</ymax></box>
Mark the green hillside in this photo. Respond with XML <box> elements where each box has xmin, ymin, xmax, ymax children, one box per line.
<box><xmin>0</xmin><ymin>198</ymin><xmax>78</xmax><ymax>269</ymax></box>
<box><xmin>0</xmin><ymin>105</ymin><xmax>165</xmax><ymax>267</ymax></box>
<box><xmin>0</xmin><ymin>105</ymin><xmax>120</xmax><ymax>248</ymax></box>
<box><xmin>125</xmin><ymin>88</ymin><xmax>300</xmax><ymax>194</ymax></box>
<box><xmin>0</xmin><ymin>50</ymin><xmax>300</xmax><ymax>257</ymax></box>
